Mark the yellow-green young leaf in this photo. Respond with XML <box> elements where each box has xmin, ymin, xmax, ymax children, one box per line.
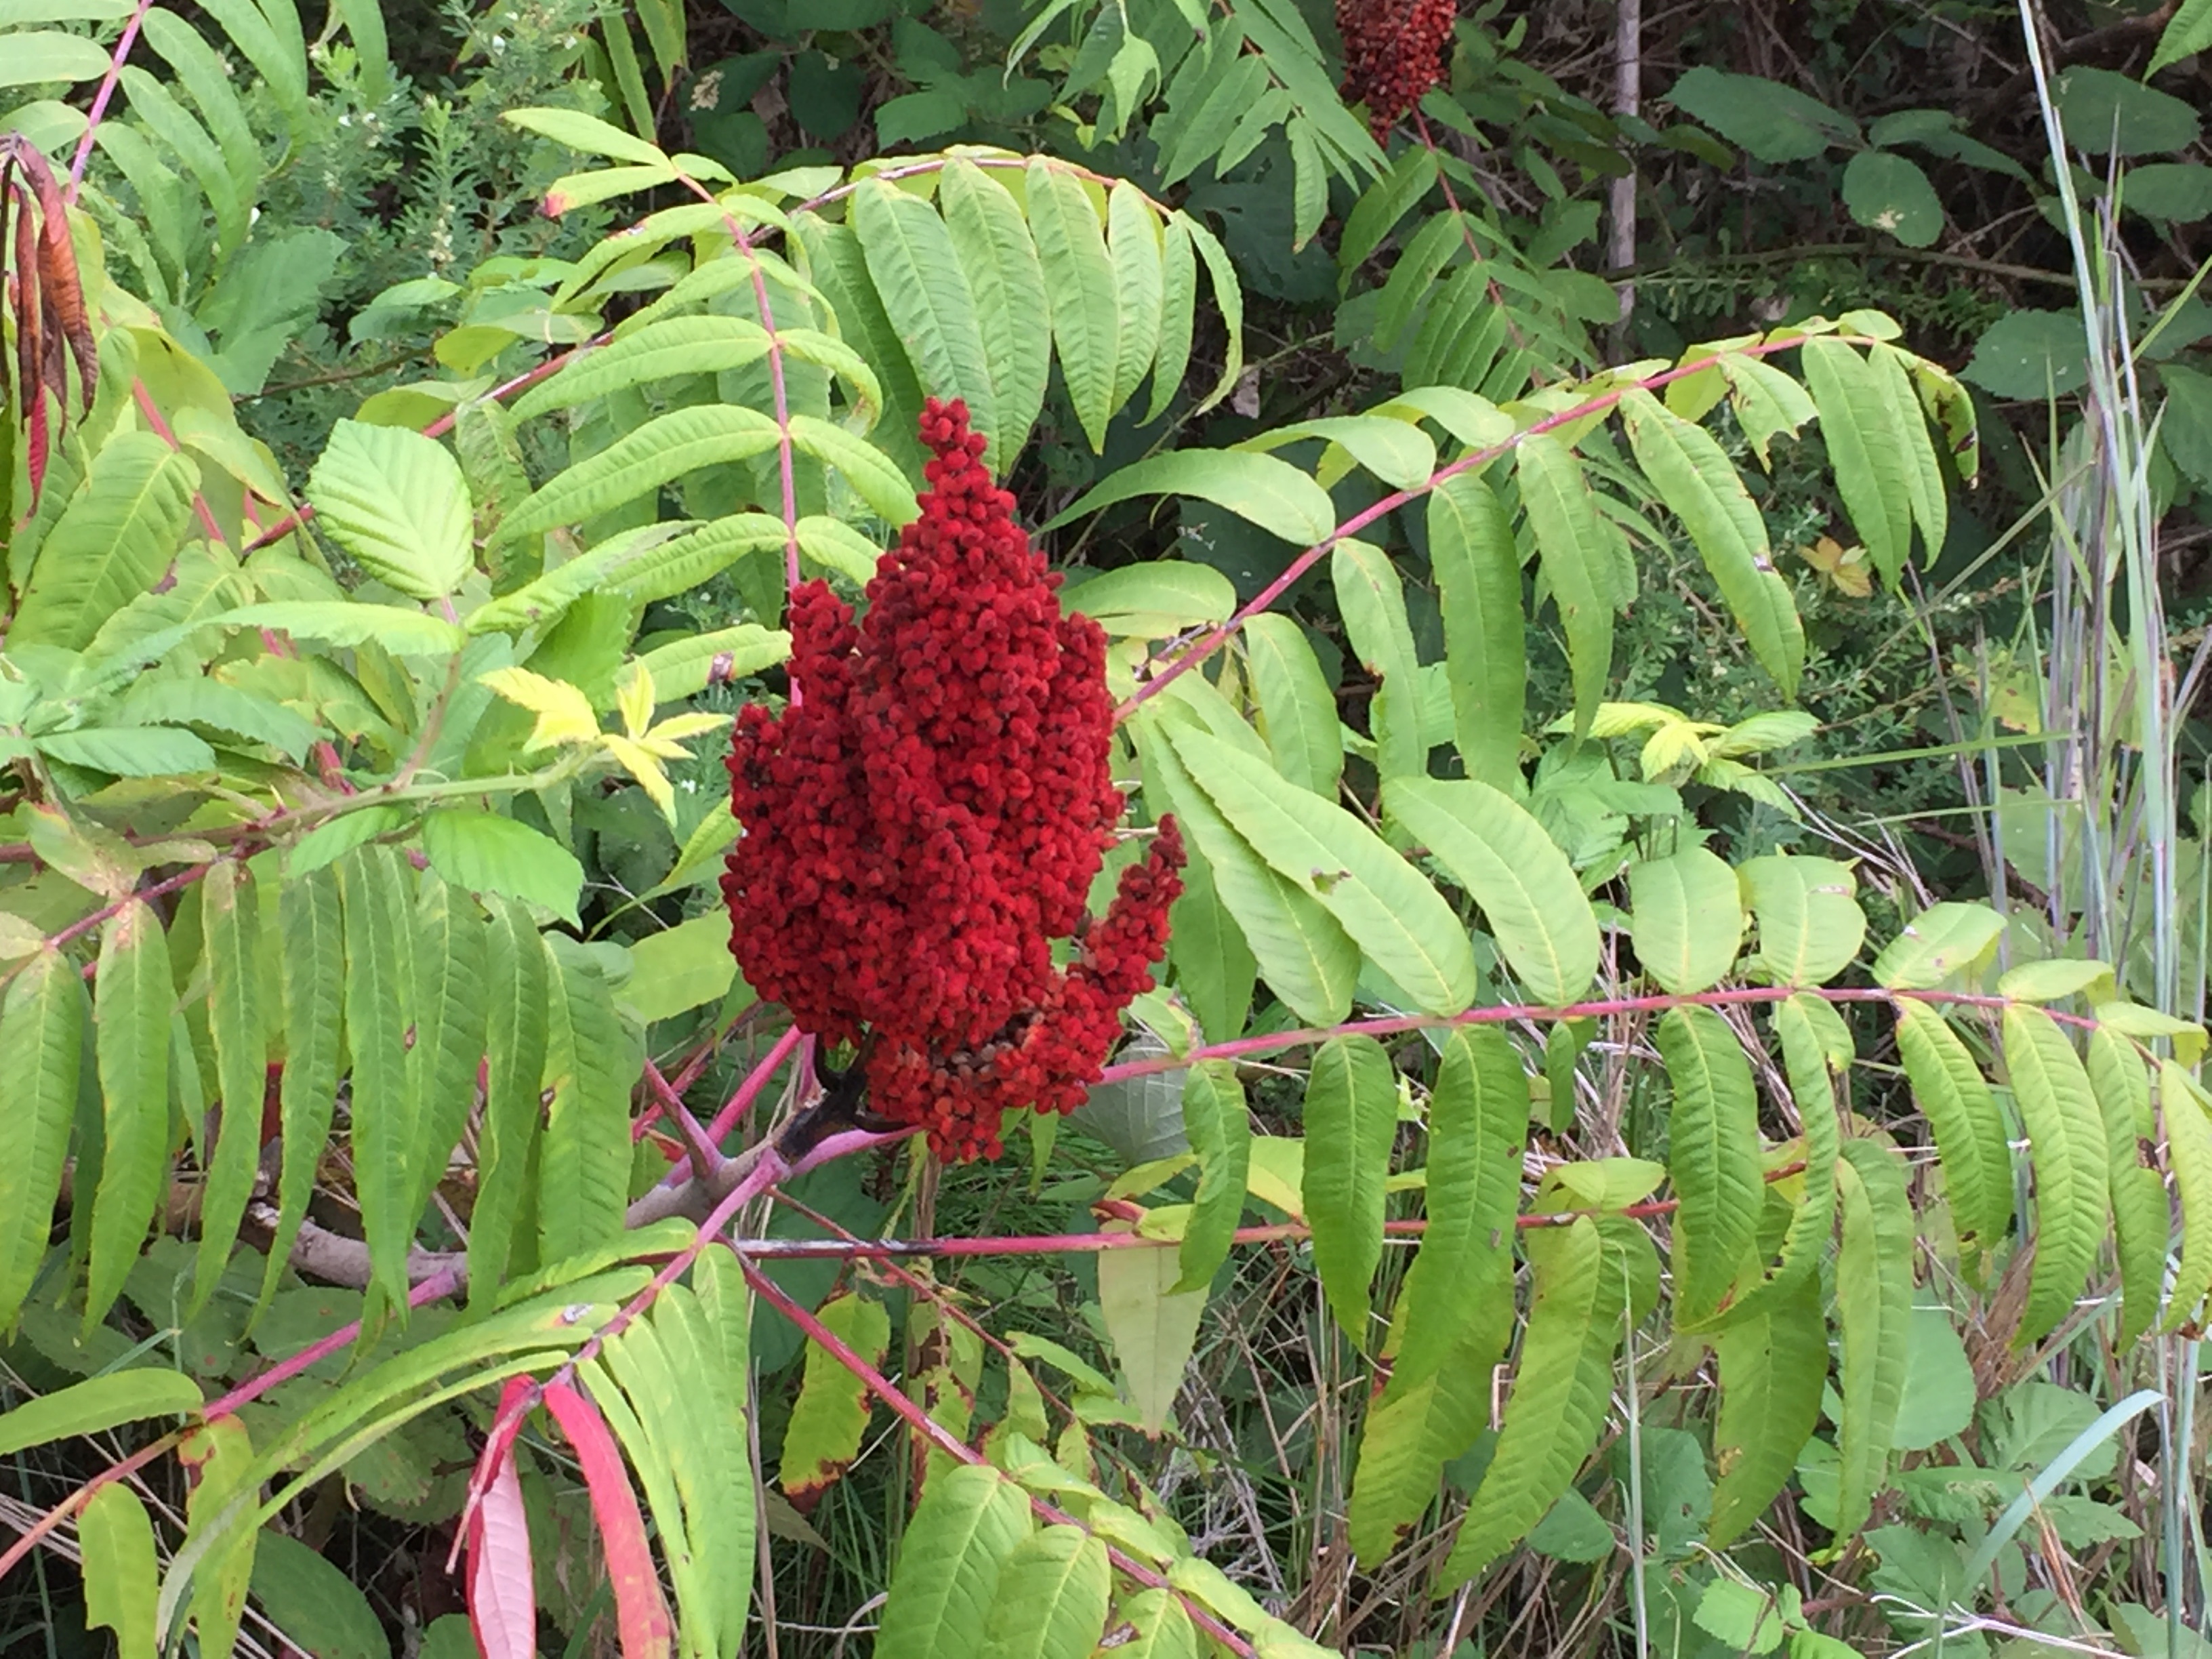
<box><xmin>1869</xmin><ymin>343</ymin><xmax>1946</xmax><ymax>560</ymax></box>
<box><xmin>336</xmin><ymin>846</ymin><xmax>413</xmax><ymax>1316</ymax></box>
<box><xmin>1516</xmin><ymin>432</ymin><xmax>1613</xmax><ymax>739</ymax></box>
<box><xmin>87</xmin><ymin>899</ymin><xmax>173</xmax><ymax>1328</ymax></box>
<box><xmin>10</xmin><ymin>432</ymin><xmax>201</xmax><ymax>651</ymax></box>
<box><xmin>1740</xmin><ymin>855</ymin><xmax>1865</xmax><ymax>986</ymax></box>
<box><xmin>1332</xmin><ymin>538</ymin><xmax>1424</xmax><ymax>781</ymax></box>
<box><xmin>621</xmin><ymin>912</ymin><xmax>737</xmax><ymax>1025</ymax></box>
<box><xmin>1097</xmin><ymin>1225</ymin><xmax>1207</xmax><ymax>1433</ymax></box>
<box><xmin>1708</xmin><ymin>1275</ymin><xmax>1826</xmax><ymax>1548</ymax></box>
<box><xmin>1347</xmin><ymin>1320</ymin><xmax>1494</xmax><ymax>1564</ymax></box>
<box><xmin>0</xmin><ymin>947</ymin><xmax>85</xmax><ymax>1326</ymax></box>
<box><xmin>1996</xmin><ymin>958</ymin><xmax>2116</xmax><ymax>1004</ymax></box>
<box><xmin>781</xmin><ymin>1292</ymin><xmax>891</xmax><ymax>1506</ymax></box>
<box><xmin>194</xmin><ymin>861</ymin><xmax>266</xmax><ymax>1316</ymax></box>
<box><xmin>1618</xmin><ymin>387</ymin><xmax>1803</xmax><ymax>695</ymax></box>
<box><xmin>1242</xmin><ymin>415</ymin><xmax>1437</xmax><ymax>493</ymax></box>
<box><xmin>1301</xmin><ymin>1036</ymin><xmax>1399</xmax><ymax>1343</ymax></box>
<box><xmin>1627</xmin><ymin>847</ymin><xmax>1744</xmax><ymax>994</ymax></box>
<box><xmin>1872</xmin><ymin>902</ymin><xmax>2005</xmax><ymax>989</ymax></box>
<box><xmin>539</xmin><ymin>938</ymin><xmax>636</xmax><ymax>1266</ymax></box>
<box><xmin>419</xmin><ymin>808</ymin><xmax>586</xmax><ymax>926</ymax></box>
<box><xmin>1893</xmin><ymin>1001</ymin><xmax>2013</xmax><ymax>1272</ymax></box>
<box><xmin>80</xmin><ymin>1483</ymin><xmax>159</xmax><ymax>1659</ymax></box>
<box><xmin>178</xmin><ymin>1416</ymin><xmax>256</xmax><ymax>1659</ymax></box>
<box><xmin>1242</xmin><ymin>614</ymin><xmax>1343</xmax><ymax>798</ymax></box>
<box><xmin>1109</xmin><ymin>1589</ymin><xmax>1198</xmax><ymax>1659</ymax></box>
<box><xmin>939</xmin><ymin>161</ymin><xmax>1051</xmax><ymax>471</ymax></box>
<box><xmin>1659</xmin><ymin>1006</ymin><xmax>1764</xmax><ymax>1328</ymax></box>
<box><xmin>1027</xmin><ymin>160</ymin><xmax>1120</xmax><ymax>453</ymax></box>
<box><xmin>876</xmin><ymin>1462</ymin><xmax>1036</xmax><ymax>1659</ymax></box>
<box><xmin>406</xmin><ymin>876</ymin><xmax>488</xmax><ymax>1232</ymax></box>
<box><xmin>254</xmin><ymin>865</ymin><xmax>343</xmax><ymax>1322</ymax></box>
<box><xmin>2087</xmin><ymin>1026</ymin><xmax>2165</xmax><ymax>1345</ymax></box>
<box><xmin>500</xmin><ymin>406</ymin><xmax>781</xmax><ymax>543</ymax></box>
<box><xmin>1428</xmin><ymin>471</ymin><xmax>1526</xmax><ymax>792</ymax></box>
<box><xmin>978</xmin><ymin>1524</ymin><xmax>1111</xmax><ymax>1659</ymax></box>
<box><xmin>2160</xmin><ymin>1063</ymin><xmax>2212</xmax><ymax>1333</ymax></box>
<box><xmin>1164</xmin><ymin>728</ymin><xmax>1477</xmax><ymax>1015</ymax></box>
<box><xmin>1801</xmin><ymin>337</ymin><xmax>1913</xmax><ymax>588</ymax></box>
<box><xmin>0</xmin><ymin>1369</ymin><xmax>203</xmax><ymax>1456</ymax></box>
<box><xmin>1063</xmin><ymin>560</ymin><xmax>1235</xmax><ymax>638</ymax></box>
<box><xmin>1107</xmin><ymin>182</ymin><xmax>1164</xmax><ymax>415</ymax></box>
<box><xmin>304</xmin><ymin>420</ymin><xmax>472</xmax><ymax>601</ymax></box>
<box><xmin>853</xmin><ymin>178</ymin><xmax>999</xmax><ymax>462</ymax></box>
<box><xmin>1050</xmin><ymin>448</ymin><xmax>1336</xmax><ymax>548</ymax></box>
<box><xmin>1385</xmin><ymin>777</ymin><xmax>1599</xmax><ymax>1007</ymax></box>
<box><xmin>2001</xmin><ymin>1004</ymin><xmax>2110</xmax><ymax>1345</ymax></box>
<box><xmin>1134</xmin><ymin>714</ymin><xmax>1357</xmax><ymax>1026</ymax></box>
<box><xmin>1441</xmin><ymin>1216</ymin><xmax>1631</xmax><ymax>1584</ymax></box>
<box><xmin>634</xmin><ymin>624</ymin><xmax>792</xmax><ymax>703</ymax></box>
<box><xmin>1832</xmin><ymin>1139</ymin><xmax>1913</xmax><ymax>1540</ymax></box>
<box><xmin>514</xmin><ymin>315</ymin><xmax>771</xmax><ymax>417</ymax></box>
<box><xmin>1391</xmin><ymin>1028</ymin><xmax>1526</xmax><ymax>1391</ymax></box>
<box><xmin>1176</xmin><ymin>1062</ymin><xmax>1250</xmax><ymax>1293</ymax></box>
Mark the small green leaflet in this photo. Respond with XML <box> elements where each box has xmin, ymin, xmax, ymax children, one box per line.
<box><xmin>779</xmin><ymin>1292</ymin><xmax>890</xmax><ymax>1507</ymax></box>
<box><xmin>1833</xmin><ymin>1139</ymin><xmax>1912</xmax><ymax>1539</ymax></box>
<box><xmin>875</xmin><ymin>1463</ymin><xmax>1035</xmax><ymax>1659</ymax></box>
<box><xmin>2087</xmin><ymin>1026</ymin><xmax>2165</xmax><ymax>1344</ymax></box>
<box><xmin>1740</xmin><ymin>855</ymin><xmax>1865</xmax><ymax>986</ymax></box>
<box><xmin>0</xmin><ymin>1369</ymin><xmax>204</xmax><ymax>1456</ymax></box>
<box><xmin>1893</xmin><ymin>1000</ymin><xmax>2013</xmax><ymax>1273</ymax></box>
<box><xmin>1628</xmin><ymin>847</ymin><xmax>1744</xmax><ymax>994</ymax></box>
<box><xmin>1708</xmin><ymin>1276</ymin><xmax>1825</xmax><ymax>1547</ymax></box>
<box><xmin>1516</xmin><ymin>431</ymin><xmax>1613</xmax><ymax>739</ymax></box>
<box><xmin>2001</xmin><ymin>1004</ymin><xmax>2110</xmax><ymax>1345</ymax></box>
<box><xmin>1300</xmin><ymin>1036</ymin><xmax>1398</xmax><ymax>1343</ymax></box>
<box><xmin>1872</xmin><ymin>901</ymin><xmax>2005</xmax><ymax>989</ymax></box>
<box><xmin>1658</xmin><ymin>1006</ymin><xmax>1763</xmax><ymax>1328</ymax></box>
<box><xmin>1175</xmin><ymin>1062</ymin><xmax>1250</xmax><ymax>1293</ymax></box>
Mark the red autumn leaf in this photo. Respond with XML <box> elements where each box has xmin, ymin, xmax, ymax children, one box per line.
<box><xmin>466</xmin><ymin>1380</ymin><xmax>539</xmax><ymax>1659</ymax></box>
<box><xmin>540</xmin><ymin>1380</ymin><xmax>672</xmax><ymax>1659</ymax></box>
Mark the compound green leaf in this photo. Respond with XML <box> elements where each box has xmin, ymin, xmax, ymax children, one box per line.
<box><xmin>977</xmin><ymin>1525</ymin><xmax>1111</xmax><ymax>1659</ymax></box>
<box><xmin>876</xmin><ymin>1462</ymin><xmax>1035</xmax><ymax>1659</ymax></box>
<box><xmin>194</xmin><ymin>861</ymin><xmax>266</xmax><ymax>1316</ymax></box>
<box><xmin>0</xmin><ymin>1369</ymin><xmax>203</xmax><ymax>1456</ymax></box>
<box><xmin>1628</xmin><ymin>847</ymin><xmax>1744</xmax><ymax>994</ymax></box>
<box><xmin>2087</xmin><ymin>1026</ymin><xmax>2165</xmax><ymax>1344</ymax></box>
<box><xmin>1391</xmin><ymin>1027</ymin><xmax>1525</xmax><ymax>1390</ymax></box>
<box><xmin>1619</xmin><ymin>387</ymin><xmax>1803</xmax><ymax>695</ymax></box>
<box><xmin>1441</xmin><ymin>1216</ymin><xmax>1622</xmax><ymax>1584</ymax></box>
<box><xmin>1801</xmin><ymin>337</ymin><xmax>1912</xmax><ymax>588</ymax></box>
<box><xmin>87</xmin><ymin>900</ymin><xmax>172</xmax><ymax>1327</ymax></box>
<box><xmin>1428</xmin><ymin>471</ymin><xmax>1526</xmax><ymax>791</ymax></box>
<box><xmin>1893</xmin><ymin>1000</ymin><xmax>2013</xmax><ymax>1272</ymax></box>
<box><xmin>853</xmin><ymin>178</ymin><xmax>998</xmax><ymax>460</ymax></box>
<box><xmin>1136</xmin><ymin>714</ymin><xmax>1356</xmax><ymax>1026</ymax></box>
<box><xmin>1833</xmin><ymin>1139</ymin><xmax>1912</xmax><ymax>1539</ymax></box>
<box><xmin>1516</xmin><ymin>432</ymin><xmax>1612</xmax><ymax>739</ymax></box>
<box><xmin>0</xmin><ymin>947</ymin><xmax>84</xmax><ymax>1327</ymax></box>
<box><xmin>1052</xmin><ymin>449</ymin><xmax>1336</xmax><ymax>547</ymax></box>
<box><xmin>405</xmin><ymin>876</ymin><xmax>487</xmax><ymax>1233</ymax></box>
<box><xmin>512</xmin><ymin>316</ymin><xmax>772</xmax><ymax>417</ymax></box>
<box><xmin>1241</xmin><ymin>613</ymin><xmax>1342</xmax><ymax>798</ymax></box>
<box><xmin>1740</xmin><ymin>855</ymin><xmax>1864</xmax><ymax>985</ymax></box>
<box><xmin>1175</xmin><ymin>1061</ymin><xmax>1250</xmax><ymax>1293</ymax></box>
<box><xmin>1027</xmin><ymin>159</ymin><xmax>1119</xmax><ymax>452</ymax></box>
<box><xmin>780</xmin><ymin>1292</ymin><xmax>890</xmax><ymax>1507</ymax></box>
<box><xmin>501</xmin><ymin>407</ymin><xmax>781</xmax><ymax>542</ymax></box>
<box><xmin>255</xmin><ymin>865</ymin><xmax>342</xmax><ymax>1322</ymax></box>
<box><xmin>938</xmin><ymin>160</ymin><xmax>1050</xmax><ymax>470</ymax></box>
<box><xmin>2002</xmin><ymin>1004</ymin><xmax>2109</xmax><ymax>1345</ymax></box>
<box><xmin>2161</xmin><ymin>1062</ymin><xmax>2212</xmax><ymax>1333</ymax></box>
<box><xmin>1385</xmin><ymin>777</ymin><xmax>1598</xmax><ymax>1007</ymax></box>
<box><xmin>1708</xmin><ymin>1275</ymin><xmax>1825</xmax><ymax>1547</ymax></box>
<box><xmin>470</xmin><ymin>897</ymin><xmax>550</xmax><ymax>1303</ymax></box>
<box><xmin>11</xmin><ymin>432</ymin><xmax>199</xmax><ymax>651</ymax></box>
<box><xmin>1301</xmin><ymin>1036</ymin><xmax>1398</xmax><ymax>1343</ymax></box>
<box><xmin>80</xmin><ymin>1483</ymin><xmax>159</xmax><ymax>1659</ymax></box>
<box><xmin>1659</xmin><ymin>1005</ymin><xmax>1763</xmax><ymax>1328</ymax></box>
<box><xmin>336</xmin><ymin>846</ymin><xmax>412</xmax><ymax>1315</ymax></box>
<box><xmin>305</xmin><ymin>420</ymin><xmax>472</xmax><ymax>601</ymax></box>
<box><xmin>1166</xmin><ymin>728</ymin><xmax>1477</xmax><ymax>1015</ymax></box>
<box><xmin>1872</xmin><ymin>901</ymin><xmax>2005</xmax><ymax>989</ymax></box>
<box><xmin>539</xmin><ymin>938</ymin><xmax>634</xmax><ymax>1265</ymax></box>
